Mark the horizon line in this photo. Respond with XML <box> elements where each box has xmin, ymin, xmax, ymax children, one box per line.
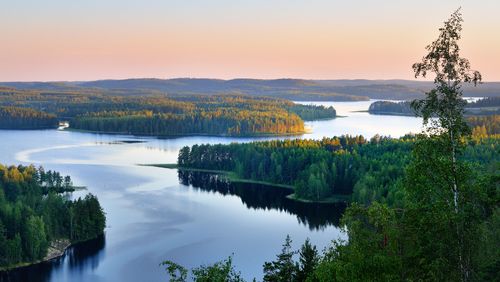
<box><xmin>0</xmin><ymin>77</ymin><xmax>474</xmax><ymax>84</ymax></box>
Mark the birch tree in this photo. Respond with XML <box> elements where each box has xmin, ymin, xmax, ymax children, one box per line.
<box><xmin>408</xmin><ymin>8</ymin><xmax>483</xmax><ymax>281</ymax></box>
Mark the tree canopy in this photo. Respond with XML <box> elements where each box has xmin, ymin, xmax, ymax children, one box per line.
<box><xmin>0</xmin><ymin>165</ymin><xmax>106</xmax><ymax>269</ymax></box>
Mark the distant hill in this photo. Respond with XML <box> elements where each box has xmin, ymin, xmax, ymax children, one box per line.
<box><xmin>1</xmin><ymin>78</ymin><xmax>499</xmax><ymax>101</ymax></box>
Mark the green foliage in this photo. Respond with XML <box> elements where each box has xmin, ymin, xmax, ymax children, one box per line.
<box><xmin>368</xmin><ymin>101</ymin><xmax>416</xmax><ymax>116</ymax></box>
<box><xmin>400</xmin><ymin>137</ymin><xmax>484</xmax><ymax>280</ymax></box>
<box><xmin>160</xmin><ymin>260</ymin><xmax>188</xmax><ymax>282</ymax></box>
<box><xmin>287</xmin><ymin>104</ymin><xmax>336</xmax><ymax>121</ymax></box>
<box><xmin>0</xmin><ymin>164</ymin><xmax>106</xmax><ymax>268</ymax></box>
<box><xmin>192</xmin><ymin>256</ymin><xmax>245</xmax><ymax>282</ymax></box>
<box><xmin>161</xmin><ymin>256</ymin><xmax>244</xmax><ymax>282</ymax></box>
<box><xmin>176</xmin><ymin>134</ymin><xmax>497</xmax><ymax>203</ymax></box>
<box><xmin>296</xmin><ymin>239</ymin><xmax>319</xmax><ymax>282</ymax></box>
<box><xmin>178</xmin><ymin>136</ymin><xmax>401</xmax><ymax>202</ymax></box>
<box><xmin>160</xmin><ymin>238</ymin><xmax>324</xmax><ymax>282</ymax></box>
<box><xmin>263</xmin><ymin>235</ymin><xmax>297</xmax><ymax>282</ymax></box>
<box><xmin>408</xmin><ymin>8</ymin><xmax>485</xmax><ymax>281</ymax></box>
<box><xmin>476</xmin><ymin>207</ymin><xmax>500</xmax><ymax>281</ymax></box>
<box><xmin>23</xmin><ymin>216</ymin><xmax>48</xmax><ymax>261</ymax></box>
<box><xmin>314</xmin><ymin>203</ymin><xmax>402</xmax><ymax>282</ymax></box>
<box><xmin>69</xmin><ymin>194</ymin><xmax>106</xmax><ymax>242</ymax></box>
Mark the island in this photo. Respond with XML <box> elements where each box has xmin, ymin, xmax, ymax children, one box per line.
<box><xmin>0</xmin><ymin>87</ymin><xmax>335</xmax><ymax>136</ymax></box>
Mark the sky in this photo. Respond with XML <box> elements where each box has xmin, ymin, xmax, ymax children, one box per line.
<box><xmin>1</xmin><ymin>0</ymin><xmax>499</xmax><ymax>82</ymax></box>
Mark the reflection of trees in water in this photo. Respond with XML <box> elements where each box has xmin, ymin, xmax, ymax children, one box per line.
<box><xmin>0</xmin><ymin>265</ymin><xmax>52</xmax><ymax>282</ymax></box>
<box><xmin>178</xmin><ymin>171</ymin><xmax>345</xmax><ymax>230</ymax></box>
<box><xmin>66</xmin><ymin>234</ymin><xmax>106</xmax><ymax>273</ymax></box>
<box><xmin>0</xmin><ymin>235</ymin><xmax>105</xmax><ymax>282</ymax></box>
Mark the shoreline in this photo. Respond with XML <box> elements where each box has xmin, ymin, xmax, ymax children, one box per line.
<box><xmin>368</xmin><ymin>111</ymin><xmax>416</xmax><ymax>117</ymax></box>
<box><xmin>144</xmin><ymin>163</ymin><xmax>350</xmax><ymax>204</ymax></box>
<box><xmin>63</xmin><ymin>127</ymin><xmax>308</xmax><ymax>138</ymax></box>
<box><xmin>0</xmin><ymin>239</ymin><xmax>71</xmax><ymax>272</ymax></box>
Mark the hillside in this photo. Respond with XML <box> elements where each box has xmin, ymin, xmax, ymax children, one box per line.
<box><xmin>3</xmin><ymin>79</ymin><xmax>499</xmax><ymax>101</ymax></box>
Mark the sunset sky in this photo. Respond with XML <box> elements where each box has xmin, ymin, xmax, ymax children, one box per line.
<box><xmin>1</xmin><ymin>0</ymin><xmax>499</xmax><ymax>82</ymax></box>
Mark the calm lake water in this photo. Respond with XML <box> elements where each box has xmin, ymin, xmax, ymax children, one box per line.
<box><xmin>0</xmin><ymin>101</ymin><xmax>422</xmax><ymax>281</ymax></box>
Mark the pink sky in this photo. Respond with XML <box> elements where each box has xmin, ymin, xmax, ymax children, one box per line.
<box><xmin>1</xmin><ymin>0</ymin><xmax>499</xmax><ymax>82</ymax></box>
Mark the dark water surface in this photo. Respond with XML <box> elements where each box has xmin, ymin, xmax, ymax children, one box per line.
<box><xmin>0</xmin><ymin>101</ymin><xmax>422</xmax><ymax>281</ymax></box>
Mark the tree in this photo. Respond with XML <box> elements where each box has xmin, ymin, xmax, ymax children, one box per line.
<box><xmin>161</xmin><ymin>256</ymin><xmax>245</xmax><ymax>282</ymax></box>
<box><xmin>160</xmin><ymin>260</ymin><xmax>188</xmax><ymax>282</ymax></box>
<box><xmin>64</xmin><ymin>176</ymin><xmax>72</xmax><ymax>189</ymax></box>
<box><xmin>408</xmin><ymin>8</ymin><xmax>483</xmax><ymax>281</ymax></box>
<box><xmin>178</xmin><ymin>146</ymin><xmax>191</xmax><ymax>167</ymax></box>
<box><xmin>0</xmin><ymin>219</ymin><xmax>6</xmax><ymax>265</ymax></box>
<box><xmin>23</xmin><ymin>215</ymin><xmax>48</xmax><ymax>260</ymax></box>
<box><xmin>191</xmin><ymin>256</ymin><xmax>244</xmax><ymax>282</ymax></box>
<box><xmin>296</xmin><ymin>238</ymin><xmax>319</xmax><ymax>282</ymax></box>
<box><xmin>313</xmin><ymin>203</ymin><xmax>402</xmax><ymax>282</ymax></box>
<box><xmin>263</xmin><ymin>235</ymin><xmax>297</xmax><ymax>282</ymax></box>
<box><xmin>412</xmin><ymin>7</ymin><xmax>481</xmax><ymax>215</ymax></box>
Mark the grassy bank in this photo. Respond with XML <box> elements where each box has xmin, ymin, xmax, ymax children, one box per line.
<box><xmin>286</xmin><ymin>193</ymin><xmax>350</xmax><ymax>204</ymax></box>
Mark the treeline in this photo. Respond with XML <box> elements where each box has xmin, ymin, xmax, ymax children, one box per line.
<box><xmin>177</xmin><ymin>134</ymin><xmax>498</xmax><ymax>204</ymax></box>
<box><xmin>0</xmin><ymin>88</ymin><xmax>335</xmax><ymax>136</ymax></box>
<box><xmin>369</xmin><ymin>97</ymin><xmax>500</xmax><ymax>116</ymax></box>
<box><xmin>36</xmin><ymin>167</ymin><xmax>74</xmax><ymax>194</ymax></box>
<box><xmin>468</xmin><ymin>96</ymin><xmax>500</xmax><ymax>107</ymax></box>
<box><xmin>287</xmin><ymin>104</ymin><xmax>336</xmax><ymax>121</ymax></box>
<box><xmin>178</xmin><ymin>136</ymin><xmax>411</xmax><ymax>202</ymax></box>
<box><xmin>72</xmin><ymin>109</ymin><xmax>304</xmax><ymax>136</ymax></box>
<box><xmin>0</xmin><ymin>165</ymin><xmax>105</xmax><ymax>269</ymax></box>
<box><xmin>0</xmin><ymin>106</ymin><xmax>57</xmax><ymax>129</ymax></box>
<box><xmin>468</xmin><ymin>115</ymin><xmax>500</xmax><ymax>136</ymax></box>
<box><xmin>161</xmin><ymin>236</ymin><xmax>321</xmax><ymax>282</ymax></box>
<box><xmin>368</xmin><ymin>100</ymin><xmax>416</xmax><ymax>116</ymax></box>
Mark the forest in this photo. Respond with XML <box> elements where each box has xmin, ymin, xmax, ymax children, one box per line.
<box><xmin>177</xmin><ymin>131</ymin><xmax>497</xmax><ymax>204</ymax></box>
<box><xmin>0</xmin><ymin>107</ymin><xmax>57</xmax><ymax>129</ymax></box>
<box><xmin>0</xmin><ymin>165</ymin><xmax>106</xmax><ymax>269</ymax></box>
<box><xmin>0</xmin><ymin>89</ymin><xmax>335</xmax><ymax>135</ymax></box>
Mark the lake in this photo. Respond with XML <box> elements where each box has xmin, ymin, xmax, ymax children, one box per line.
<box><xmin>0</xmin><ymin>101</ymin><xmax>422</xmax><ymax>281</ymax></box>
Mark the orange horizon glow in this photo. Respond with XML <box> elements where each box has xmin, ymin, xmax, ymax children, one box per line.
<box><xmin>1</xmin><ymin>0</ymin><xmax>499</xmax><ymax>82</ymax></box>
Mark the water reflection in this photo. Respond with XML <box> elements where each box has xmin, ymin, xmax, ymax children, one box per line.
<box><xmin>0</xmin><ymin>235</ymin><xmax>105</xmax><ymax>282</ymax></box>
<box><xmin>178</xmin><ymin>170</ymin><xmax>346</xmax><ymax>230</ymax></box>
<box><xmin>66</xmin><ymin>235</ymin><xmax>106</xmax><ymax>274</ymax></box>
